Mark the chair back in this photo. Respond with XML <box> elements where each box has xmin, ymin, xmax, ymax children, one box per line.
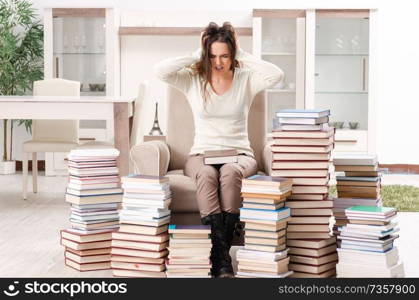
<box><xmin>32</xmin><ymin>79</ymin><xmax>80</xmax><ymax>143</ymax></box>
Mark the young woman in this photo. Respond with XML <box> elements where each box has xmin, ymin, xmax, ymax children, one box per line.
<box><xmin>154</xmin><ymin>22</ymin><xmax>284</xmax><ymax>278</ymax></box>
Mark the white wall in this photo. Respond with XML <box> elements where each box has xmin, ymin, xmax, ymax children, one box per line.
<box><xmin>4</xmin><ymin>0</ymin><xmax>419</xmax><ymax>165</ymax></box>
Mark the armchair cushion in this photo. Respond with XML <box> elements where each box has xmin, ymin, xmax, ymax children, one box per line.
<box><xmin>130</xmin><ymin>140</ymin><xmax>170</xmax><ymax>176</ymax></box>
<box><xmin>167</xmin><ymin>169</ymin><xmax>199</xmax><ymax>213</ymax></box>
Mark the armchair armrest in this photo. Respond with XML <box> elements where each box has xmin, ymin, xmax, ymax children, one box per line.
<box><xmin>262</xmin><ymin>140</ymin><xmax>274</xmax><ymax>176</ymax></box>
<box><xmin>130</xmin><ymin>140</ymin><xmax>170</xmax><ymax>176</ymax></box>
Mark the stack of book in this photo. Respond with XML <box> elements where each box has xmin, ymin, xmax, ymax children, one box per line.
<box><xmin>61</xmin><ymin>147</ymin><xmax>122</xmax><ymax>272</ymax></box>
<box><xmin>60</xmin><ymin>148</ymin><xmax>122</xmax><ymax>271</ymax></box>
<box><xmin>166</xmin><ymin>225</ymin><xmax>212</xmax><ymax>278</ymax></box>
<box><xmin>272</xmin><ymin>109</ymin><xmax>337</xmax><ymax>278</ymax></box>
<box><xmin>332</xmin><ymin>154</ymin><xmax>382</xmax><ymax>231</ymax></box>
<box><xmin>111</xmin><ymin>175</ymin><xmax>171</xmax><ymax>278</ymax></box>
<box><xmin>237</xmin><ymin>175</ymin><xmax>293</xmax><ymax>278</ymax></box>
<box><xmin>336</xmin><ymin>206</ymin><xmax>405</xmax><ymax>277</ymax></box>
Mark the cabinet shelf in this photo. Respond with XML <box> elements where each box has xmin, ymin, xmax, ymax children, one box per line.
<box><xmin>262</xmin><ymin>52</ymin><xmax>296</xmax><ymax>56</ymax></box>
<box><xmin>315</xmin><ymin>53</ymin><xmax>368</xmax><ymax>56</ymax></box>
<box><xmin>315</xmin><ymin>91</ymin><xmax>368</xmax><ymax>94</ymax></box>
<box><xmin>267</xmin><ymin>89</ymin><xmax>296</xmax><ymax>93</ymax></box>
<box><xmin>53</xmin><ymin>52</ymin><xmax>106</xmax><ymax>55</ymax></box>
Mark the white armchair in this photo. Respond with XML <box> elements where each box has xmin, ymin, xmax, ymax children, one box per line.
<box><xmin>22</xmin><ymin>78</ymin><xmax>80</xmax><ymax>199</ymax></box>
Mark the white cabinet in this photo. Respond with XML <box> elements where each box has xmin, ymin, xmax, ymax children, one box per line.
<box><xmin>253</xmin><ymin>9</ymin><xmax>377</xmax><ymax>153</ymax></box>
<box><xmin>43</xmin><ymin>8</ymin><xmax>120</xmax><ymax>175</ymax></box>
<box><xmin>252</xmin><ymin>10</ymin><xmax>306</xmax><ymax>133</ymax></box>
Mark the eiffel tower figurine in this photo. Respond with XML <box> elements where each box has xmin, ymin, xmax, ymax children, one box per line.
<box><xmin>149</xmin><ymin>102</ymin><xmax>163</xmax><ymax>135</ymax></box>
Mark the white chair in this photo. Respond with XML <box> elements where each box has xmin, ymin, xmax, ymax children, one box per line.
<box><xmin>22</xmin><ymin>78</ymin><xmax>80</xmax><ymax>199</ymax></box>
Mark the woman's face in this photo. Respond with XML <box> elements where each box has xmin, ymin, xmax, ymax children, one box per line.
<box><xmin>209</xmin><ymin>41</ymin><xmax>232</xmax><ymax>75</ymax></box>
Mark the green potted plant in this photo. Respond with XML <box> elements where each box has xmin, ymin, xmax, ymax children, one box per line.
<box><xmin>0</xmin><ymin>0</ymin><xmax>43</xmax><ymax>174</ymax></box>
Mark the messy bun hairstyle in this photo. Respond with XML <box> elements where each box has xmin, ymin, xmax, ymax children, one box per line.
<box><xmin>193</xmin><ymin>22</ymin><xmax>239</xmax><ymax>101</ymax></box>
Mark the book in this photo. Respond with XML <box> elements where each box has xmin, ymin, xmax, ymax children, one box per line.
<box><xmin>238</xmin><ymin>257</ymin><xmax>290</xmax><ymax>274</ymax></box>
<box><xmin>286</xmin><ymin>200</ymin><xmax>333</xmax><ymax>209</ymax></box>
<box><xmin>271</xmin><ymin>144</ymin><xmax>334</xmax><ymax>154</ymax></box>
<box><xmin>66</xmin><ymin>188</ymin><xmax>123</xmax><ymax>196</ymax></box>
<box><xmin>65</xmin><ymin>259</ymin><xmax>111</xmax><ymax>271</ymax></box>
<box><xmin>168</xmin><ymin>225</ymin><xmax>211</xmax><ymax>234</ymax></box>
<box><xmin>240</xmin><ymin>192</ymin><xmax>290</xmax><ymax>202</ymax></box>
<box><xmin>236</xmin><ymin>271</ymin><xmax>293</xmax><ymax>278</ymax></box>
<box><xmin>288</xmin><ymin>194</ymin><xmax>327</xmax><ymax>201</ymax></box>
<box><xmin>65</xmin><ymin>247</ymin><xmax>111</xmax><ymax>256</ymax></box>
<box><xmin>345</xmin><ymin>171</ymin><xmax>380</xmax><ymax>177</ymax></box>
<box><xmin>242</xmin><ymin>201</ymin><xmax>285</xmax><ymax>210</ymax></box>
<box><xmin>335</xmin><ymin>164</ymin><xmax>378</xmax><ymax>172</ymax></box>
<box><xmin>60</xmin><ymin>238</ymin><xmax>112</xmax><ymax>251</ymax></box>
<box><xmin>244</xmin><ymin>228</ymin><xmax>286</xmax><ymax>239</ymax></box>
<box><xmin>286</xmin><ymin>237</ymin><xmax>336</xmax><ymax>249</ymax></box>
<box><xmin>111</xmin><ymin>247</ymin><xmax>169</xmax><ymax>258</ymax></box>
<box><xmin>60</xmin><ymin>230</ymin><xmax>113</xmax><ymax>243</ymax></box>
<box><xmin>244</xmin><ymin>219</ymin><xmax>289</xmax><ymax>232</ymax></box>
<box><xmin>290</xmin><ymin>268</ymin><xmax>335</xmax><ymax>278</ymax></box>
<box><xmin>290</xmin><ymin>252</ymin><xmax>338</xmax><ymax>266</ymax></box>
<box><xmin>65</xmin><ymin>251</ymin><xmax>111</xmax><ymax>264</ymax></box>
<box><xmin>203</xmin><ymin>149</ymin><xmax>238</xmax><ymax>165</ymax></box>
<box><xmin>271</xmin><ymin>169</ymin><xmax>329</xmax><ymax>178</ymax></box>
<box><xmin>336</xmin><ymin>262</ymin><xmax>404</xmax><ymax>278</ymax></box>
<box><xmin>239</xmin><ymin>207</ymin><xmax>291</xmax><ymax>221</ymax></box>
<box><xmin>242</xmin><ymin>175</ymin><xmax>292</xmax><ymax>188</ymax></box>
<box><xmin>236</xmin><ymin>248</ymin><xmax>289</xmax><ymax>262</ymax></box>
<box><xmin>288</xmin><ymin>217</ymin><xmax>331</xmax><ymax>224</ymax></box>
<box><xmin>290</xmin><ymin>208</ymin><xmax>332</xmax><ymax>216</ymax></box>
<box><xmin>121</xmin><ymin>174</ymin><xmax>169</xmax><ymax>184</ymax></box>
<box><xmin>274</xmin><ymin>123</ymin><xmax>329</xmax><ymax>131</ymax></box>
<box><xmin>112</xmin><ymin>269</ymin><xmax>166</xmax><ymax>278</ymax></box>
<box><xmin>337</xmin><ymin>247</ymin><xmax>399</xmax><ymax>267</ymax></box>
<box><xmin>272</xmin><ymin>161</ymin><xmax>330</xmax><ymax>169</ymax></box>
<box><xmin>333</xmin><ymin>154</ymin><xmax>377</xmax><ymax>166</ymax></box>
<box><xmin>111</xmin><ymin>240</ymin><xmax>169</xmax><ymax>252</ymax></box>
<box><xmin>346</xmin><ymin>206</ymin><xmax>396</xmax><ymax>216</ymax></box>
<box><xmin>241</xmin><ymin>186</ymin><xmax>292</xmax><ymax>195</ymax></box>
<box><xmin>245</xmin><ymin>243</ymin><xmax>287</xmax><ymax>253</ymax></box>
<box><xmin>287</xmin><ymin>232</ymin><xmax>332</xmax><ymax>239</ymax></box>
<box><xmin>112</xmin><ymin>232</ymin><xmax>169</xmax><ymax>243</ymax></box>
<box><xmin>111</xmin><ymin>255</ymin><xmax>165</xmax><ymax>265</ymax></box>
<box><xmin>272</xmin><ymin>128</ymin><xmax>334</xmax><ymax>139</ymax></box>
<box><xmin>273</xmin><ymin>136</ymin><xmax>334</xmax><ymax>146</ymax></box>
<box><xmin>292</xmin><ymin>185</ymin><xmax>329</xmax><ymax>194</ymax></box>
<box><xmin>110</xmin><ymin>261</ymin><xmax>165</xmax><ymax>272</ymax></box>
<box><xmin>287</xmin><ymin>224</ymin><xmax>330</xmax><ymax>232</ymax></box>
<box><xmin>244</xmin><ymin>236</ymin><xmax>286</xmax><ymax>246</ymax></box>
<box><xmin>65</xmin><ymin>193</ymin><xmax>122</xmax><ymax>205</ymax></box>
<box><xmin>289</xmin><ymin>261</ymin><xmax>337</xmax><ymax>274</ymax></box>
<box><xmin>276</xmin><ymin>109</ymin><xmax>330</xmax><ymax>119</ymax></box>
<box><xmin>278</xmin><ymin>116</ymin><xmax>329</xmax><ymax>125</ymax></box>
<box><xmin>118</xmin><ymin>224</ymin><xmax>168</xmax><ymax>235</ymax></box>
<box><xmin>272</xmin><ymin>152</ymin><xmax>331</xmax><ymax>161</ymax></box>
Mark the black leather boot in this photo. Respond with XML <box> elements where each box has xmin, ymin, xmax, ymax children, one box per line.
<box><xmin>201</xmin><ymin>213</ymin><xmax>234</xmax><ymax>278</ymax></box>
<box><xmin>223</xmin><ymin>212</ymin><xmax>242</xmax><ymax>251</ymax></box>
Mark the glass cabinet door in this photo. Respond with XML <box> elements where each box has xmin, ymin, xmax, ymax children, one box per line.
<box><xmin>53</xmin><ymin>16</ymin><xmax>106</xmax><ymax>96</ymax></box>
<box><xmin>314</xmin><ymin>14</ymin><xmax>369</xmax><ymax>131</ymax></box>
<box><xmin>253</xmin><ymin>10</ymin><xmax>306</xmax><ymax>133</ymax></box>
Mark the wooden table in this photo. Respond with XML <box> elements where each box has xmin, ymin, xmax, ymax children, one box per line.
<box><xmin>0</xmin><ymin>96</ymin><xmax>135</xmax><ymax>176</ymax></box>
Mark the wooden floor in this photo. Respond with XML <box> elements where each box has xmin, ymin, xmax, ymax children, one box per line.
<box><xmin>0</xmin><ymin>173</ymin><xmax>417</xmax><ymax>277</ymax></box>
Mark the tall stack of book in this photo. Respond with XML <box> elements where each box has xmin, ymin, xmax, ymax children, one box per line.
<box><xmin>166</xmin><ymin>225</ymin><xmax>212</xmax><ymax>278</ymax></box>
<box><xmin>272</xmin><ymin>109</ymin><xmax>337</xmax><ymax>278</ymax></box>
<box><xmin>111</xmin><ymin>175</ymin><xmax>171</xmax><ymax>278</ymax></box>
<box><xmin>332</xmin><ymin>154</ymin><xmax>382</xmax><ymax>233</ymax></box>
<box><xmin>61</xmin><ymin>148</ymin><xmax>122</xmax><ymax>272</ymax></box>
<box><xmin>237</xmin><ymin>175</ymin><xmax>293</xmax><ymax>278</ymax></box>
<box><xmin>336</xmin><ymin>206</ymin><xmax>405</xmax><ymax>277</ymax></box>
